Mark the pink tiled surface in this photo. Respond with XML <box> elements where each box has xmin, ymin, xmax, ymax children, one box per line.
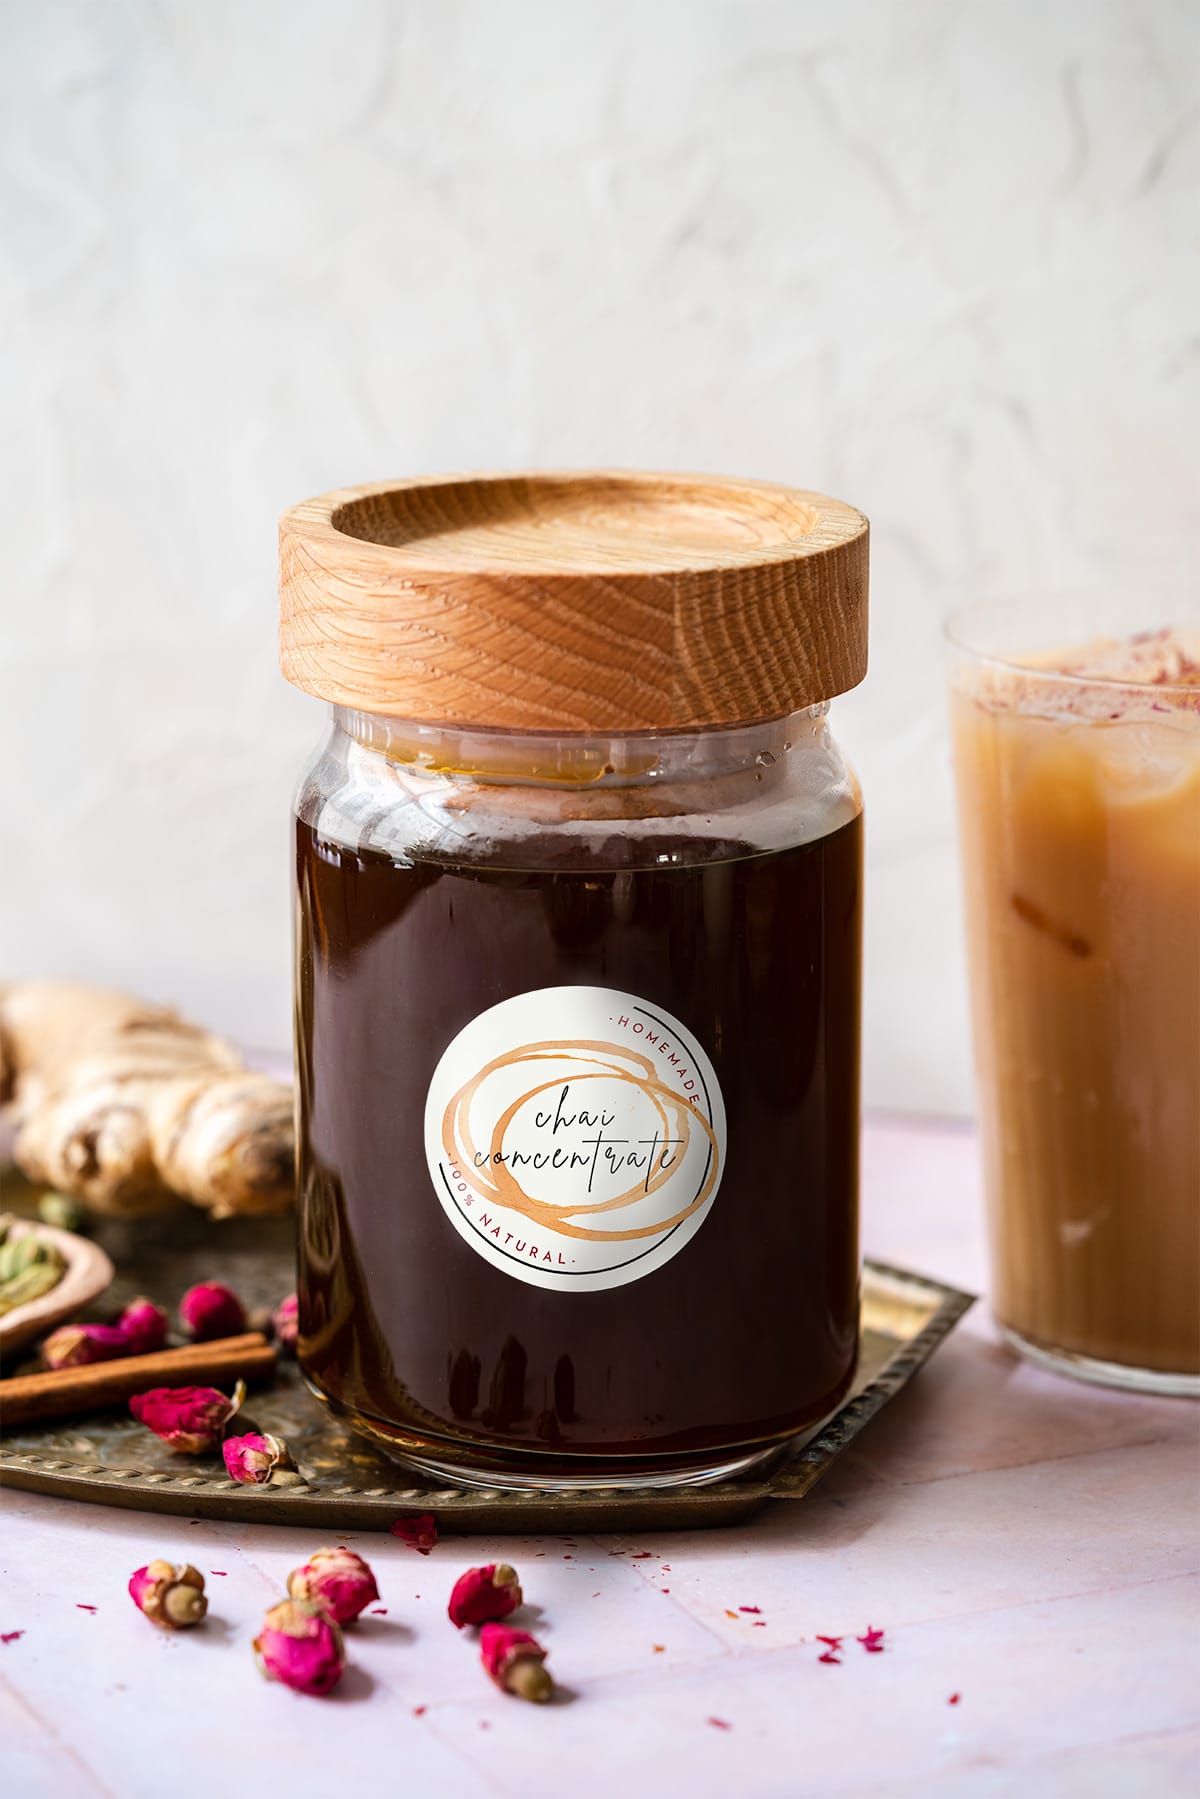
<box><xmin>2</xmin><ymin>1117</ymin><xmax>1197</xmax><ymax>1798</ymax></box>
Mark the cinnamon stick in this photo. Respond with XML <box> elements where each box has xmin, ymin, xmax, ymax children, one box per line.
<box><xmin>0</xmin><ymin>1332</ymin><xmax>276</xmax><ymax>1428</ymax></box>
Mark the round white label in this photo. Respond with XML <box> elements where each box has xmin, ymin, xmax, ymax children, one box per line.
<box><xmin>425</xmin><ymin>985</ymin><xmax>726</xmax><ymax>1291</ymax></box>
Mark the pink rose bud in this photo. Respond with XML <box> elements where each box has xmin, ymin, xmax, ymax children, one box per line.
<box><xmin>129</xmin><ymin>1380</ymin><xmax>245</xmax><ymax>1454</ymax></box>
<box><xmin>287</xmin><ymin>1547</ymin><xmax>380</xmax><ymax>1625</ymax></box>
<box><xmin>129</xmin><ymin>1559</ymin><xmax>207</xmax><ymax>1629</ymax></box>
<box><xmin>254</xmin><ymin>1598</ymin><xmax>345</xmax><ymax>1697</ymax></box>
<box><xmin>117</xmin><ymin>1297</ymin><xmax>169</xmax><ymax>1355</ymax></box>
<box><xmin>448</xmin><ymin>1563</ymin><xmax>523</xmax><ymax>1629</ymax></box>
<box><xmin>273</xmin><ymin>1293</ymin><xmax>299</xmax><ymax>1355</ymax></box>
<box><xmin>480</xmin><ymin>1623</ymin><xmax>554</xmax><ymax>1702</ymax></box>
<box><xmin>41</xmin><ymin>1323</ymin><xmax>131</xmax><ymax>1370</ymax></box>
<box><xmin>179</xmin><ymin>1281</ymin><xmax>246</xmax><ymax>1341</ymax></box>
<box><xmin>222</xmin><ymin>1431</ymin><xmax>301</xmax><ymax>1487</ymax></box>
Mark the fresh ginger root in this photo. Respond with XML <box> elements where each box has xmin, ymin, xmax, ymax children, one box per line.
<box><xmin>0</xmin><ymin>982</ymin><xmax>293</xmax><ymax>1218</ymax></box>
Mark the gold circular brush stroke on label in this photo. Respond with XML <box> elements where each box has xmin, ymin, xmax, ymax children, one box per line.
<box><xmin>441</xmin><ymin>1039</ymin><xmax>720</xmax><ymax>1241</ymax></box>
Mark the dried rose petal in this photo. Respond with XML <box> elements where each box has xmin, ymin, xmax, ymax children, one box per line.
<box><xmin>222</xmin><ymin>1431</ymin><xmax>300</xmax><ymax>1487</ymax></box>
<box><xmin>129</xmin><ymin>1381</ymin><xmax>244</xmax><ymax>1454</ymax></box>
<box><xmin>179</xmin><ymin>1281</ymin><xmax>246</xmax><ymax>1341</ymax></box>
<box><xmin>41</xmin><ymin>1323</ymin><xmax>130</xmax><ymax>1370</ymax></box>
<box><xmin>391</xmin><ymin>1513</ymin><xmax>437</xmax><ymax>1554</ymax></box>
<box><xmin>254</xmin><ymin>1598</ymin><xmax>345</xmax><ymax>1696</ymax></box>
<box><xmin>479</xmin><ymin>1623</ymin><xmax>553</xmax><ymax>1703</ymax></box>
<box><xmin>128</xmin><ymin>1560</ymin><xmax>207</xmax><ymax>1629</ymax></box>
<box><xmin>117</xmin><ymin>1298</ymin><xmax>169</xmax><ymax>1355</ymax></box>
<box><xmin>857</xmin><ymin>1625</ymin><xmax>886</xmax><ymax>1653</ymax></box>
<box><xmin>287</xmin><ymin>1547</ymin><xmax>379</xmax><ymax>1625</ymax></box>
<box><xmin>273</xmin><ymin>1293</ymin><xmax>299</xmax><ymax>1354</ymax></box>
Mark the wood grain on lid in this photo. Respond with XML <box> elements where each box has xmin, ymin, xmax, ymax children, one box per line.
<box><xmin>279</xmin><ymin>471</ymin><xmax>869</xmax><ymax>730</ymax></box>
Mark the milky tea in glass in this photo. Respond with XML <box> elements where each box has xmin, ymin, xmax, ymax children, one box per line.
<box><xmin>949</xmin><ymin>603</ymin><xmax>1200</xmax><ymax>1394</ymax></box>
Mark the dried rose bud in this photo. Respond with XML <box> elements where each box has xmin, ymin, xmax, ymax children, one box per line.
<box><xmin>117</xmin><ymin>1297</ymin><xmax>169</xmax><ymax>1355</ymax></box>
<box><xmin>480</xmin><ymin>1623</ymin><xmax>554</xmax><ymax>1702</ymax></box>
<box><xmin>448</xmin><ymin>1563</ymin><xmax>523</xmax><ymax>1629</ymax></box>
<box><xmin>179</xmin><ymin>1281</ymin><xmax>247</xmax><ymax>1341</ymax></box>
<box><xmin>128</xmin><ymin>1560</ymin><xmax>207</xmax><ymax>1629</ymax></box>
<box><xmin>273</xmin><ymin>1292</ymin><xmax>299</xmax><ymax>1355</ymax></box>
<box><xmin>222</xmin><ymin>1430</ymin><xmax>302</xmax><ymax>1487</ymax></box>
<box><xmin>41</xmin><ymin>1323</ymin><xmax>130</xmax><ymax>1370</ymax></box>
<box><xmin>287</xmin><ymin>1547</ymin><xmax>380</xmax><ymax>1624</ymax></box>
<box><xmin>254</xmin><ymin>1597</ymin><xmax>345</xmax><ymax>1696</ymax></box>
<box><xmin>129</xmin><ymin>1380</ymin><xmax>245</xmax><ymax>1454</ymax></box>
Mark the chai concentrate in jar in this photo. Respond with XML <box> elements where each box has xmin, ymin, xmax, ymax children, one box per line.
<box><xmin>280</xmin><ymin>472</ymin><xmax>869</xmax><ymax>1486</ymax></box>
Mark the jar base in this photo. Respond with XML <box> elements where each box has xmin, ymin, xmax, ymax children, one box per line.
<box><xmin>303</xmin><ymin>1378</ymin><xmax>833</xmax><ymax>1492</ymax></box>
<box><xmin>391</xmin><ymin>1439</ymin><xmax>796</xmax><ymax>1492</ymax></box>
<box><xmin>998</xmin><ymin>1322</ymin><xmax>1200</xmax><ymax>1399</ymax></box>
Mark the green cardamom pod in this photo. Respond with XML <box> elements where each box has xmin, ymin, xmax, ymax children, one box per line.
<box><xmin>0</xmin><ymin>1236</ymin><xmax>45</xmax><ymax>1282</ymax></box>
<box><xmin>37</xmin><ymin>1191</ymin><xmax>89</xmax><ymax>1234</ymax></box>
<box><xmin>0</xmin><ymin>1259</ymin><xmax>65</xmax><ymax>1316</ymax></box>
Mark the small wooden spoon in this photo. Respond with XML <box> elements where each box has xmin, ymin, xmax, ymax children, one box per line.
<box><xmin>0</xmin><ymin>1221</ymin><xmax>115</xmax><ymax>1361</ymax></box>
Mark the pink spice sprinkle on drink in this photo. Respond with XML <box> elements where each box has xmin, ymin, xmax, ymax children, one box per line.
<box><xmin>707</xmin><ymin>1717</ymin><xmax>732</xmax><ymax>1730</ymax></box>
<box><xmin>1</xmin><ymin>1631</ymin><xmax>24</xmax><ymax>1644</ymax></box>
<box><xmin>76</xmin><ymin>1604</ymin><xmax>97</xmax><ymax>1613</ymax></box>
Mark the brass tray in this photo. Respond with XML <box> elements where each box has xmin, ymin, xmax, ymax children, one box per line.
<box><xmin>0</xmin><ymin>1203</ymin><xmax>973</xmax><ymax>1533</ymax></box>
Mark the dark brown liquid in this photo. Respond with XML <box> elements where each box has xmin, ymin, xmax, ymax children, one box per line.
<box><xmin>294</xmin><ymin>813</ymin><xmax>862</xmax><ymax>1479</ymax></box>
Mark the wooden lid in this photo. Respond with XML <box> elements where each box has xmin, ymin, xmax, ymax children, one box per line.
<box><xmin>279</xmin><ymin>471</ymin><xmax>868</xmax><ymax>731</ymax></box>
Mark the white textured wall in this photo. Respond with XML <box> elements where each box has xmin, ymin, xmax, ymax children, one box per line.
<box><xmin>2</xmin><ymin>0</ymin><xmax>1196</xmax><ymax>1112</ymax></box>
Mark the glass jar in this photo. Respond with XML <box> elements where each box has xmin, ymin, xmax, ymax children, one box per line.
<box><xmin>280</xmin><ymin>472</ymin><xmax>869</xmax><ymax>1488</ymax></box>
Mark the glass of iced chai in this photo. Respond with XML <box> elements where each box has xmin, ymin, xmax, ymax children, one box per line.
<box><xmin>948</xmin><ymin>599</ymin><xmax>1199</xmax><ymax>1394</ymax></box>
